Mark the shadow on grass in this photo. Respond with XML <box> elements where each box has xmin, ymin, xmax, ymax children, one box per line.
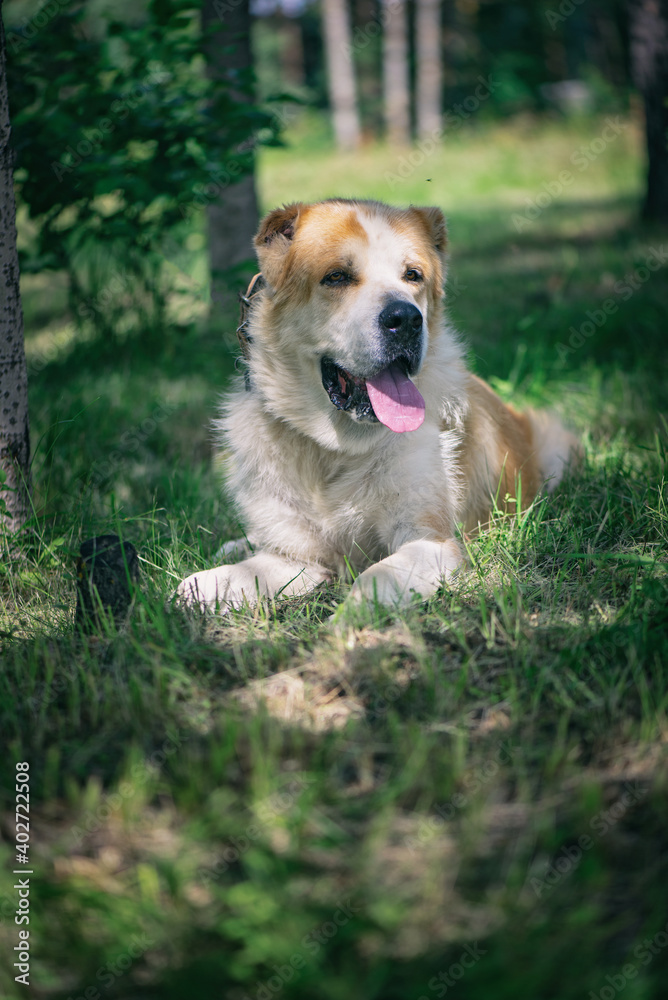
<box><xmin>448</xmin><ymin>195</ymin><xmax>645</xmax><ymax>255</ymax></box>
<box><xmin>2</xmin><ymin>576</ymin><xmax>668</xmax><ymax>1000</ymax></box>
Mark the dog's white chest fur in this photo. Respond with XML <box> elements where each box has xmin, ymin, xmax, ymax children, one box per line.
<box><xmin>221</xmin><ymin>388</ymin><xmax>457</xmax><ymax>575</ymax></box>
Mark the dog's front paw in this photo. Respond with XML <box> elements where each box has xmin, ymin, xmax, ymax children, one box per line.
<box><xmin>348</xmin><ymin>565</ymin><xmax>417</xmax><ymax>607</ymax></box>
<box><xmin>328</xmin><ymin>565</ymin><xmax>418</xmax><ymax>632</ymax></box>
<box><xmin>347</xmin><ymin>538</ymin><xmax>465</xmax><ymax>609</ymax></box>
<box><xmin>175</xmin><ymin>566</ymin><xmax>249</xmax><ymax>613</ymax></box>
<box><xmin>176</xmin><ymin>553</ymin><xmax>330</xmax><ymax>615</ymax></box>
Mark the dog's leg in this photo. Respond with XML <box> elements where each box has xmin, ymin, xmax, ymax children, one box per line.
<box><xmin>348</xmin><ymin>538</ymin><xmax>464</xmax><ymax>607</ymax></box>
<box><xmin>177</xmin><ymin>552</ymin><xmax>330</xmax><ymax>613</ymax></box>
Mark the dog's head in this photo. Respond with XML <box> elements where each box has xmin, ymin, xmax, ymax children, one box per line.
<box><xmin>249</xmin><ymin>199</ymin><xmax>448</xmax><ymax>450</ymax></box>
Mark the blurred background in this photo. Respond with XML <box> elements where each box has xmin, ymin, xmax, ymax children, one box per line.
<box><xmin>4</xmin><ymin>0</ymin><xmax>665</xmax><ymax>332</ymax></box>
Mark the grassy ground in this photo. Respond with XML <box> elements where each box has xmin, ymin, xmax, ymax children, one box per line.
<box><xmin>1</xmin><ymin>114</ymin><xmax>668</xmax><ymax>999</ymax></box>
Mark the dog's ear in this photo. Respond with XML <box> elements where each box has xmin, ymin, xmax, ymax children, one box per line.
<box><xmin>254</xmin><ymin>203</ymin><xmax>304</xmax><ymax>286</ymax></box>
<box><xmin>412</xmin><ymin>206</ymin><xmax>448</xmax><ymax>256</ymax></box>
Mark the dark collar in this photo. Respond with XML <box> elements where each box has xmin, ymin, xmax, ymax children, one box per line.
<box><xmin>236</xmin><ymin>272</ymin><xmax>265</xmax><ymax>390</ymax></box>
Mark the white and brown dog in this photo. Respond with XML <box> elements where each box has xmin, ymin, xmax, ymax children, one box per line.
<box><xmin>178</xmin><ymin>199</ymin><xmax>577</xmax><ymax>612</ymax></box>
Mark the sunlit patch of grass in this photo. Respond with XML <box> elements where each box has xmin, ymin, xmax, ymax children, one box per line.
<box><xmin>259</xmin><ymin>112</ymin><xmax>643</xmax><ymax>212</ymax></box>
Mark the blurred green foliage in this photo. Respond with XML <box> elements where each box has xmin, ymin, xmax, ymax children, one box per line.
<box><xmin>446</xmin><ymin>0</ymin><xmax>629</xmax><ymax>114</ymax></box>
<box><xmin>4</xmin><ymin>0</ymin><xmax>634</xmax><ymax>335</ymax></box>
<box><xmin>6</xmin><ymin>0</ymin><xmax>278</xmax><ymax>336</ymax></box>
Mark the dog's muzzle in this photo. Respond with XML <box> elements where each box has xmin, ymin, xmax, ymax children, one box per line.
<box><xmin>320</xmin><ymin>301</ymin><xmax>426</xmax><ymax>433</ymax></box>
<box><xmin>378</xmin><ymin>300</ymin><xmax>423</xmax><ymax>374</ymax></box>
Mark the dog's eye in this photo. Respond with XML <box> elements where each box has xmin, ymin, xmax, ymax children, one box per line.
<box><xmin>404</xmin><ymin>268</ymin><xmax>423</xmax><ymax>283</ymax></box>
<box><xmin>322</xmin><ymin>270</ymin><xmax>351</xmax><ymax>286</ymax></box>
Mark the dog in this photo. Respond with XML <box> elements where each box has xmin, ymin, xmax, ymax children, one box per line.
<box><xmin>177</xmin><ymin>199</ymin><xmax>577</xmax><ymax>613</ymax></box>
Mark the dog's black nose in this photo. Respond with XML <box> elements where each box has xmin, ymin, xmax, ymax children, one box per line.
<box><xmin>379</xmin><ymin>300</ymin><xmax>423</xmax><ymax>340</ymax></box>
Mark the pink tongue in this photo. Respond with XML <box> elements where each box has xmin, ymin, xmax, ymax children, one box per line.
<box><xmin>366</xmin><ymin>363</ymin><xmax>425</xmax><ymax>433</ymax></box>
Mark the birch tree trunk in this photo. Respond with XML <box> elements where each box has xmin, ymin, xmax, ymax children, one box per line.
<box><xmin>323</xmin><ymin>0</ymin><xmax>361</xmax><ymax>151</ymax></box>
<box><xmin>416</xmin><ymin>0</ymin><xmax>442</xmax><ymax>140</ymax></box>
<box><xmin>383</xmin><ymin>0</ymin><xmax>411</xmax><ymax>146</ymax></box>
<box><xmin>629</xmin><ymin>0</ymin><xmax>668</xmax><ymax>221</ymax></box>
<box><xmin>0</xmin><ymin>0</ymin><xmax>31</xmax><ymax>536</ymax></box>
<box><xmin>202</xmin><ymin>0</ymin><xmax>260</xmax><ymax>313</ymax></box>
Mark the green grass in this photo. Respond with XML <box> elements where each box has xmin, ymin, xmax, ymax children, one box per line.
<box><xmin>1</xmin><ymin>114</ymin><xmax>668</xmax><ymax>999</ymax></box>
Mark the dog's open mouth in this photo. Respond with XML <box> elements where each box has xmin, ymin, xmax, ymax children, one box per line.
<box><xmin>321</xmin><ymin>358</ymin><xmax>425</xmax><ymax>433</ymax></box>
<box><xmin>321</xmin><ymin>359</ymin><xmax>375</xmax><ymax>421</ymax></box>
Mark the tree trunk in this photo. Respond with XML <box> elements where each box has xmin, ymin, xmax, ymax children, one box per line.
<box><xmin>323</xmin><ymin>0</ymin><xmax>361</xmax><ymax>150</ymax></box>
<box><xmin>0</xmin><ymin>0</ymin><xmax>31</xmax><ymax>536</ymax></box>
<box><xmin>416</xmin><ymin>0</ymin><xmax>442</xmax><ymax>140</ymax></box>
<box><xmin>202</xmin><ymin>0</ymin><xmax>260</xmax><ymax>314</ymax></box>
<box><xmin>629</xmin><ymin>0</ymin><xmax>668</xmax><ymax>222</ymax></box>
<box><xmin>383</xmin><ymin>0</ymin><xmax>411</xmax><ymax>146</ymax></box>
<box><xmin>280</xmin><ymin>15</ymin><xmax>305</xmax><ymax>89</ymax></box>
